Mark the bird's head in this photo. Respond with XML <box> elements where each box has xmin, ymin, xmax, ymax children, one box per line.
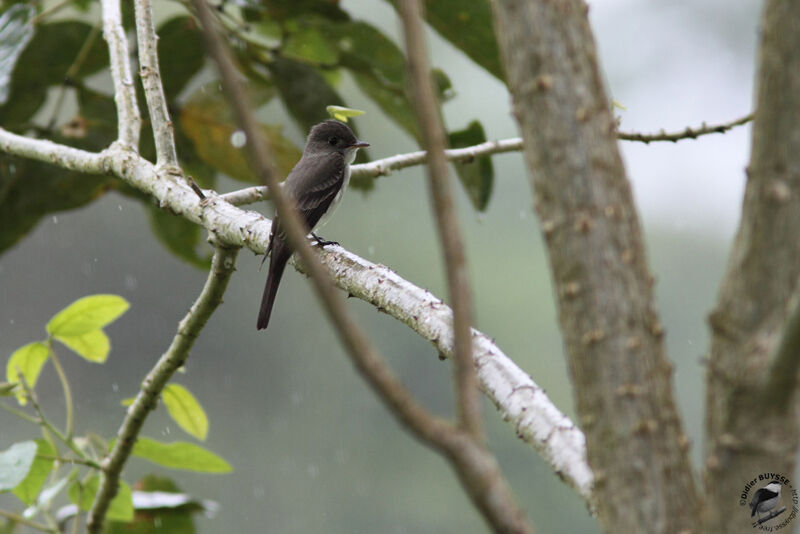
<box><xmin>305</xmin><ymin>120</ymin><xmax>369</xmax><ymax>162</ymax></box>
<box><xmin>766</xmin><ymin>482</ymin><xmax>782</xmax><ymax>495</ymax></box>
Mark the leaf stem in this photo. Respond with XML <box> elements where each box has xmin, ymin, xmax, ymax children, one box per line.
<box><xmin>47</xmin><ymin>342</ymin><xmax>75</xmax><ymax>440</ymax></box>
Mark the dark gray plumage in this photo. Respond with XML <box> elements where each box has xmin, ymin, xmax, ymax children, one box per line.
<box><xmin>257</xmin><ymin>120</ymin><xmax>368</xmax><ymax>330</ymax></box>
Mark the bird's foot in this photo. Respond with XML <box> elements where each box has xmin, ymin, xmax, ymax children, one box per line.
<box><xmin>311</xmin><ymin>233</ymin><xmax>339</xmax><ymax>248</ymax></box>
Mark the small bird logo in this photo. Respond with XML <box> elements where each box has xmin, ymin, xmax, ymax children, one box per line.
<box><xmin>749</xmin><ymin>481</ymin><xmax>782</xmax><ymax>520</ymax></box>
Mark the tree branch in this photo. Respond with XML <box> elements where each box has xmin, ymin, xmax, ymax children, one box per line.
<box><xmin>86</xmin><ymin>246</ymin><xmax>239</xmax><ymax>533</ymax></box>
<box><xmin>703</xmin><ymin>1</ymin><xmax>800</xmax><ymax>530</ymax></box>
<box><xmin>133</xmin><ymin>0</ymin><xmax>178</xmax><ymax>167</ymax></box>
<box><xmin>398</xmin><ymin>0</ymin><xmax>483</xmax><ymax>441</ymax></box>
<box><xmin>100</xmin><ymin>0</ymin><xmax>140</xmax><ymax>148</ymax></box>
<box><xmin>0</xmin><ymin>123</ymin><xmax>593</xmax><ymax>502</ymax></box>
<box><xmin>221</xmin><ymin>112</ymin><xmax>754</xmax><ymax>207</ymax></box>
<box><xmin>616</xmin><ymin>113</ymin><xmax>753</xmax><ymax>143</ymax></box>
<box><xmin>491</xmin><ymin>0</ymin><xmax>699</xmax><ymax>531</ymax></box>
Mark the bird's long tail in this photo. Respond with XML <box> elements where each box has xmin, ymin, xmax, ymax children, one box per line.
<box><xmin>257</xmin><ymin>239</ymin><xmax>291</xmax><ymax>330</ymax></box>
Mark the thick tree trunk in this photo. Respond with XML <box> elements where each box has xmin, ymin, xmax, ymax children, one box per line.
<box><xmin>704</xmin><ymin>1</ymin><xmax>800</xmax><ymax>532</ymax></box>
<box><xmin>489</xmin><ymin>0</ymin><xmax>700</xmax><ymax>531</ymax></box>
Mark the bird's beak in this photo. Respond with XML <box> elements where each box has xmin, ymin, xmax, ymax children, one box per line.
<box><xmin>349</xmin><ymin>141</ymin><xmax>370</xmax><ymax>149</ymax></box>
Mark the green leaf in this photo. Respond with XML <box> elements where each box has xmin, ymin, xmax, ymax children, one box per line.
<box><xmin>0</xmin><ymin>381</ymin><xmax>18</xmax><ymax>396</ymax></box>
<box><xmin>387</xmin><ymin>0</ymin><xmax>503</xmax><ymax>80</ymax></box>
<box><xmin>0</xmin><ymin>156</ymin><xmax>116</xmax><ymax>256</ymax></box>
<box><xmin>326</xmin><ymin>105</ymin><xmax>365</xmax><ymax>123</ymax></box>
<box><xmin>0</xmin><ymin>4</ymin><xmax>35</xmax><ymax>105</ymax></box>
<box><xmin>449</xmin><ymin>120</ymin><xmax>494</xmax><ymax>211</ymax></box>
<box><xmin>350</xmin><ymin>69</ymin><xmax>418</xmax><ymax>139</ymax></box>
<box><xmin>332</xmin><ymin>21</ymin><xmax>406</xmax><ymax>86</ymax></box>
<box><xmin>147</xmin><ymin>206</ymin><xmax>211</xmax><ymax>270</ymax></box>
<box><xmin>0</xmin><ymin>20</ymin><xmax>108</xmax><ymax>128</ymax></box>
<box><xmin>54</xmin><ymin>329</ymin><xmax>111</xmax><ymax>363</ymax></box>
<box><xmin>269</xmin><ymin>56</ymin><xmax>347</xmax><ymax>132</ymax></box>
<box><xmin>6</xmin><ymin>341</ymin><xmax>49</xmax><ymax>405</ymax></box>
<box><xmin>0</xmin><ymin>441</ymin><xmax>37</xmax><ymax>491</ymax></box>
<box><xmin>162</xmin><ymin>384</ymin><xmax>209</xmax><ymax>441</ymax></box>
<box><xmin>46</xmin><ymin>294</ymin><xmax>129</xmax><ymax>337</ymax></box>
<box><xmin>157</xmin><ymin>17</ymin><xmax>205</xmax><ymax>102</ymax></box>
<box><xmin>69</xmin><ymin>476</ymin><xmax>134</xmax><ymax>522</ymax></box>
<box><xmin>179</xmin><ymin>82</ymin><xmax>301</xmax><ymax>183</ymax></box>
<box><xmin>23</xmin><ymin>476</ymin><xmax>71</xmax><ymax>520</ymax></box>
<box><xmin>283</xmin><ymin>23</ymin><xmax>339</xmax><ymax>65</ymax></box>
<box><xmin>13</xmin><ymin>439</ymin><xmax>55</xmax><ymax>505</ymax></box>
<box><xmin>128</xmin><ymin>438</ymin><xmax>232</xmax><ymax>473</ymax></box>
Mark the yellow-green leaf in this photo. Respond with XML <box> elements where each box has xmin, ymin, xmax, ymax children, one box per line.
<box><xmin>0</xmin><ymin>381</ymin><xmax>19</xmax><ymax>396</ymax></box>
<box><xmin>68</xmin><ymin>476</ymin><xmax>133</xmax><ymax>522</ymax></box>
<box><xmin>0</xmin><ymin>441</ymin><xmax>37</xmax><ymax>491</ymax></box>
<box><xmin>162</xmin><ymin>384</ymin><xmax>208</xmax><ymax>441</ymax></box>
<box><xmin>46</xmin><ymin>295</ymin><xmax>129</xmax><ymax>337</ymax></box>
<box><xmin>128</xmin><ymin>437</ymin><xmax>231</xmax><ymax>473</ymax></box>
<box><xmin>13</xmin><ymin>439</ymin><xmax>55</xmax><ymax>505</ymax></box>
<box><xmin>54</xmin><ymin>329</ymin><xmax>110</xmax><ymax>363</ymax></box>
<box><xmin>120</xmin><ymin>397</ymin><xmax>135</xmax><ymax>407</ymax></box>
<box><xmin>6</xmin><ymin>342</ymin><xmax>49</xmax><ymax>405</ymax></box>
<box><xmin>326</xmin><ymin>105</ymin><xmax>365</xmax><ymax>123</ymax></box>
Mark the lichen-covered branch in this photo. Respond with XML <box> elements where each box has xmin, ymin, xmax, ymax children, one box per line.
<box><xmin>86</xmin><ymin>246</ymin><xmax>239</xmax><ymax>533</ymax></box>
<box><xmin>133</xmin><ymin>0</ymin><xmax>178</xmax><ymax>167</ymax></box>
<box><xmin>490</xmin><ymin>0</ymin><xmax>698</xmax><ymax>531</ymax></box>
<box><xmin>703</xmin><ymin>1</ymin><xmax>800</xmax><ymax>531</ymax></box>
<box><xmin>100</xmin><ymin>0</ymin><xmax>140</xmax><ymax>148</ymax></box>
<box><xmin>0</xmin><ymin>122</ymin><xmax>593</xmax><ymax>502</ymax></box>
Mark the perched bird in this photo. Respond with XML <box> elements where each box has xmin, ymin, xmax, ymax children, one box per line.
<box><xmin>257</xmin><ymin>120</ymin><xmax>369</xmax><ymax>330</ymax></box>
<box><xmin>750</xmin><ymin>481</ymin><xmax>782</xmax><ymax>518</ymax></box>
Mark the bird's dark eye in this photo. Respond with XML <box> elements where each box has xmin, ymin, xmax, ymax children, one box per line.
<box><xmin>328</xmin><ymin>136</ymin><xmax>339</xmax><ymax>146</ymax></box>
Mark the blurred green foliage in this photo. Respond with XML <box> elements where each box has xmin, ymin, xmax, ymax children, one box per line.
<box><xmin>0</xmin><ymin>0</ymin><xmax>501</xmax><ymax>262</ymax></box>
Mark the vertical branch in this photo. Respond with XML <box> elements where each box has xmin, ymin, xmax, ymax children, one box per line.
<box><xmin>704</xmin><ymin>0</ymin><xmax>800</xmax><ymax>531</ymax></box>
<box><xmin>100</xmin><ymin>0</ymin><xmax>140</xmax><ymax>148</ymax></box>
<box><xmin>190</xmin><ymin>3</ymin><xmax>534</xmax><ymax>531</ymax></box>
<box><xmin>397</xmin><ymin>0</ymin><xmax>483</xmax><ymax>441</ymax></box>
<box><xmin>133</xmin><ymin>0</ymin><xmax>179</xmax><ymax>167</ymax></box>
<box><xmin>490</xmin><ymin>0</ymin><xmax>698</xmax><ymax>531</ymax></box>
<box><xmin>86</xmin><ymin>246</ymin><xmax>239</xmax><ymax>533</ymax></box>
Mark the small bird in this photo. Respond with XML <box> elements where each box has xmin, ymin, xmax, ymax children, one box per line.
<box><xmin>750</xmin><ymin>481</ymin><xmax>782</xmax><ymax>519</ymax></box>
<box><xmin>257</xmin><ymin>120</ymin><xmax>369</xmax><ymax>330</ymax></box>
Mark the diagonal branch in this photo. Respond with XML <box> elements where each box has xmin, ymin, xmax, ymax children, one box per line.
<box><xmin>0</xmin><ymin>123</ymin><xmax>593</xmax><ymax>501</ymax></box>
<box><xmin>100</xmin><ymin>0</ymin><xmax>140</xmax><ymax>148</ymax></box>
<box><xmin>86</xmin><ymin>246</ymin><xmax>239</xmax><ymax>533</ymax></box>
<box><xmin>398</xmin><ymin>0</ymin><xmax>483</xmax><ymax>442</ymax></box>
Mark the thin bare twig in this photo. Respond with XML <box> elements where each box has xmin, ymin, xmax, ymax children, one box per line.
<box><xmin>0</xmin><ymin>508</ymin><xmax>56</xmax><ymax>533</ymax></box>
<box><xmin>86</xmin><ymin>246</ymin><xmax>239</xmax><ymax>533</ymax></box>
<box><xmin>100</xmin><ymin>0</ymin><xmax>140</xmax><ymax>148</ymax></box>
<box><xmin>616</xmin><ymin>113</ymin><xmax>753</xmax><ymax>143</ymax></box>
<box><xmin>222</xmin><ymin>113</ymin><xmax>754</xmax><ymax>206</ymax></box>
<box><xmin>397</xmin><ymin>0</ymin><xmax>482</xmax><ymax>441</ymax></box>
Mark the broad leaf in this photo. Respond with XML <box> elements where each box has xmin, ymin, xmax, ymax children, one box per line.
<box><xmin>128</xmin><ymin>438</ymin><xmax>232</xmax><ymax>473</ymax></box>
<box><xmin>449</xmin><ymin>120</ymin><xmax>494</xmax><ymax>211</ymax></box>
<box><xmin>46</xmin><ymin>294</ymin><xmax>129</xmax><ymax>337</ymax></box>
<box><xmin>54</xmin><ymin>329</ymin><xmax>111</xmax><ymax>363</ymax></box>
<box><xmin>6</xmin><ymin>341</ymin><xmax>49</xmax><ymax>404</ymax></box>
<box><xmin>385</xmin><ymin>0</ymin><xmax>503</xmax><ymax>80</ymax></box>
<box><xmin>283</xmin><ymin>21</ymin><xmax>339</xmax><ymax>65</ymax></box>
<box><xmin>69</xmin><ymin>476</ymin><xmax>134</xmax><ymax>522</ymax></box>
<box><xmin>157</xmin><ymin>17</ymin><xmax>205</xmax><ymax>102</ymax></box>
<box><xmin>0</xmin><ymin>4</ymin><xmax>35</xmax><ymax>105</ymax></box>
<box><xmin>269</xmin><ymin>56</ymin><xmax>347</xmax><ymax>132</ymax></box>
<box><xmin>0</xmin><ymin>20</ymin><xmax>108</xmax><ymax>128</ymax></box>
<box><xmin>0</xmin><ymin>441</ymin><xmax>37</xmax><ymax>491</ymax></box>
<box><xmin>162</xmin><ymin>384</ymin><xmax>209</xmax><ymax>441</ymax></box>
<box><xmin>179</xmin><ymin>82</ymin><xmax>301</xmax><ymax>183</ymax></box>
<box><xmin>13</xmin><ymin>439</ymin><xmax>55</xmax><ymax>505</ymax></box>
